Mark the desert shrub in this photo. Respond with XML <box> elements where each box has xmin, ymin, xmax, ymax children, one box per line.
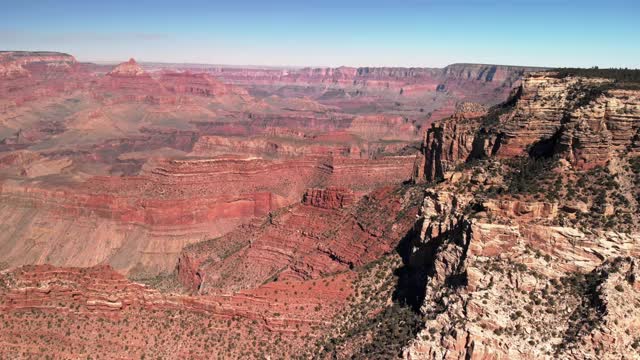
<box><xmin>506</xmin><ymin>156</ymin><xmax>557</xmax><ymax>196</ymax></box>
<box><xmin>550</xmin><ymin>68</ymin><xmax>640</xmax><ymax>90</ymax></box>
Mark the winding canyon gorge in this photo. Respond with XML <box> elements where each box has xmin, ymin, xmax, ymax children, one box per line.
<box><xmin>0</xmin><ymin>51</ymin><xmax>639</xmax><ymax>359</ymax></box>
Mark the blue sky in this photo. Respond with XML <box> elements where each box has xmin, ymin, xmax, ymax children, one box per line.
<box><xmin>1</xmin><ymin>0</ymin><xmax>638</xmax><ymax>68</ymax></box>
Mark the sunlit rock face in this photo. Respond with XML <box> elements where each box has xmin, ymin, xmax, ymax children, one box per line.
<box><xmin>405</xmin><ymin>70</ymin><xmax>640</xmax><ymax>359</ymax></box>
<box><xmin>413</xmin><ymin>72</ymin><xmax>640</xmax><ymax>184</ymax></box>
<box><xmin>5</xmin><ymin>51</ymin><xmax>639</xmax><ymax>359</ymax></box>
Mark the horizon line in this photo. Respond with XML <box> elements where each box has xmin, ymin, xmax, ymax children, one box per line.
<box><xmin>6</xmin><ymin>49</ymin><xmax>640</xmax><ymax>70</ymax></box>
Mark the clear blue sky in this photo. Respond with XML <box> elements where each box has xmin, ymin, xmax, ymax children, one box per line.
<box><xmin>1</xmin><ymin>0</ymin><xmax>638</xmax><ymax>68</ymax></box>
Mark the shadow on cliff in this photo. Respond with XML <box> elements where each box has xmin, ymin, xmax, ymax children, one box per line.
<box><xmin>392</xmin><ymin>214</ymin><xmax>471</xmax><ymax>313</ymax></box>
<box><xmin>392</xmin><ymin>216</ymin><xmax>428</xmax><ymax>311</ymax></box>
<box><xmin>348</xmin><ymin>217</ymin><xmax>428</xmax><ymax>359</ymax></box>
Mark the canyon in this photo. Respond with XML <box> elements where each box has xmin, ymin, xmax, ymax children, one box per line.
<box><xmin>1</xmin><ymin>51</ymin><xmax>639</xmax><ymax>359</ymax></box>
<box><xmin>0</xmin><ymin>52</ymin><xmax>529</xmax><ymax>278</ymax></box>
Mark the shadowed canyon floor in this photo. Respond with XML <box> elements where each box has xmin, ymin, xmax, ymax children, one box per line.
<box><xmin>1</xmin><ymin>52</ymin><xmax>640</xmax><ymax>359</ymax></box>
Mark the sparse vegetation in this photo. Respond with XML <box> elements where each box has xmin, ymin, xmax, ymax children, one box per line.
<box><xmin>550</xmin><ymin>67</ymin><xmax>640</xmax><ymax>90</ymax></box>
<box><xmin>505</xmin><ymin>156</ymin><xmax>558</xmax><ymax>197</ymax></box>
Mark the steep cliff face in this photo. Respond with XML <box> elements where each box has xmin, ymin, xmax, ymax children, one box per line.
<box><xmin>204</xmin><ymin>63</ymin><xmax>535</xmax><ymax>104</ymax></box>
<box><xmin>497</xmin><ymin>73</ymin><xmax>640</xmax><ymax>166</ymax></box>
<box><xmin>403</xmin><ymin>70</ymin><xmax>640</xmax><ymax>359</ymax></box>
<box><xmin>442</xmin><ymin>63</ymin><xmax>535</xmax><ymax>84</ymax></box>
<box><xmin>403</xmin><ymin>190</ymin><xmax>640</xmax><ymax>359</ymax></box>
<box><xmin>211</xmin><ymin>64</ymin><xmax>539</xmax><ymax>89</ymax></box>
<box><xmin>412</xmin><ymin>102</ymin><xmax>489</xmax><ymax>182</ymax></box>
<box><xmin>210</xmin><ymin>66</ymin><xmax>438</xmax><ymax>85</ymax></box>
<box><xmin>413</xmin><ymin>72</ymin><xmax>640</xmax><ymax>182</ymax></box>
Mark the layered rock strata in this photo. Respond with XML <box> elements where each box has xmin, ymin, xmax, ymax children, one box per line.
<box><xmin>413</xmin><ymin>72</ymin><xmax>640</xmax><ymax>183</ymax></box>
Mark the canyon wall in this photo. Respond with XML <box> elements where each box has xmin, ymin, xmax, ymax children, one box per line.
<box><xmin>404</xmin><ymin>70</ymin><xmax>640</xmax><ymax>359</ymax></box>
<box><xmin>413</xmin><ymin>72</ymin><xmax>640</xmax><ymax>183</ymax></box>
<box><xmin>204</xmin><ymin>63</ymin><xmax>540</xmax><ymax>94</ymax></box>
<box><xmin>0</xmin><ymin>154</ymin><xmax>414</xmax><ymax>276</ymax></box>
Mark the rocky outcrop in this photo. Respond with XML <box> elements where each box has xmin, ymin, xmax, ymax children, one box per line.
<box><xmin>561</xmin><ymin>88</ymin><xmax>640</xmax><ymax>169</ymax></box>
<box><xmin>107</xmin><ymin>58</ymin><xmax>146</xmax><ymax>77</ymax></box>
<box><xmin>89</xmin><ymin>58</ymin><xmax>250</xmax><ymax>105</ymax></box>
<box><xmin>413</xmin><ymin>103</ymin><xmax>489</xmax><ymax>182</ymax></box>
<box><xmin>497</xmin><ymin>73</ymin><xmax>640</xmax><ymax>166</ymax></box>
<box><xmin>98</xmin><ymin>58</ymin><xmax>170</xmax><ymax>103</ymax></box>
<box><xmin>413</xmin><ymin>72</ymin><xmax>640</xmax><ymax>183</ymax></box>
<box><xmin>302</xmin><ymin>187</ymin><xmax>355</xmax><ymax>209</ymax></box>
<box><xmin>401</xmin><ymin>69</ymin><xmax>640</xmax><ymax>359</ymax></box>
<box><xmin>402</xmin><ymin>189</ymin><xmax>640</xmax><ymax>359</ymax></box>
<box><xmin>0</xmin><ymin>51</ymin><xmax>76</xmax><ymax>79</ymax></box>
